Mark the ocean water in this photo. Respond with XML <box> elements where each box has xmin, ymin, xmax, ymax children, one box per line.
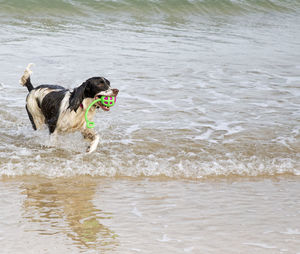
<box><xmin>0</xmin><ymin>0</ymin><xmax>300</xmax><ymax>178</ymax></box>
<box><xmin>0</xmin><ymin>0</ymin><xmax>300</xmax><ymax>253</ymax></box>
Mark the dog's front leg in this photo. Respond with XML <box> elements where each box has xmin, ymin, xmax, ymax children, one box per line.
<box><xmin>50</xmin><ymin>130</ymin><xmax>58</xmax><ymax>146</ymax></box>
<box><xmin>82</xmin><ymin>129</ymin><xmax>99</xmax><ymax>153</ymax></box>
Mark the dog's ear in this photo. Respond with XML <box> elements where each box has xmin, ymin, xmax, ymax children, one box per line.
<box><xmin>68</xmin><ymin>82</ymin><xmax>87</xmax><ymax>112</ymax></box>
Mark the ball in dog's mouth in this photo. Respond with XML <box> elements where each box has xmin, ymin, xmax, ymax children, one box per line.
<box><xmin>95</xmin><ymin>100</ymin><xmax>110</xmax><ymax>111</ymax></box>
<box><xmin>95</xmin><ymin>91</ymin><xmax>118</xmax><ymax>111</ymax></box>
<box><xmin>100</xmin><ymin>103</ymin><xmax>110</xmax><ymax>111</ymax></box>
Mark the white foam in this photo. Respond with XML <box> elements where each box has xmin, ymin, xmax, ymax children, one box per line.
<box><xmin>285</xmin><ymin>76</ymin><xmax>300</xmax><ymax>84</ymax></box>
<box><xmin>184</xmin><ymin>247</ymin><xmax>195</xmax><ymax>252</ymax></box>
<box><xmin>0</xmin><ymin>143</ymin><xmax>298</xmax><ymax>178</ymax></box>
<box><xmin>157</xmin><ymin>234</ymin><xmax>172</xmax><ymax>242</ymax></box>
<box><xmin>281</xmin><ymin>228</ymin><xmax>300</xmax><ymax>235</ymax></box>
<box><xmin>132</xmin><ymin>207</ymin><xmax>143</xmax><ymax>218</ymax></box>
<box><xmin>243</xmin><ymin>242</ymin><xmax>277</xmax><ymax>249</ymax></box>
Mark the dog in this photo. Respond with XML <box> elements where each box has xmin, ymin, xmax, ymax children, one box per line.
<box><xmin>20</xmin><ymin>64</ymin><xmax>119</xmax><ymax>153</ymax></box>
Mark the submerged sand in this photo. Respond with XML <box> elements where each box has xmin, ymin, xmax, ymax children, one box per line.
<box><xmin>0</xmin><ymin>175</ymin><xmax>299</xmax><ymax>253</ymax></box>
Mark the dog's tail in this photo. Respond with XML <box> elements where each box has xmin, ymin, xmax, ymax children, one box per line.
<box><xmin>20</xmin><ymin>63</ymin><xmax>34</xmax><ymax>92</ymax></box>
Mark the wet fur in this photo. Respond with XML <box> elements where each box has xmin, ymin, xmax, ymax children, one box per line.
<box><xmin>20</xmin><ymin>64</ymin><xmax>119</xmax><ymax>153</ymax></box>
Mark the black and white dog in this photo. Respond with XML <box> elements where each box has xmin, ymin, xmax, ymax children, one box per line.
<box><xmin>20</xmin><ymin>64</ymin><xmax>119</xmax><ymax>153</ymax></box>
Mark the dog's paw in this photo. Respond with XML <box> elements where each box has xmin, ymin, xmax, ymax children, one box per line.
<box><xmin>86</xmin><ymin>145</ymin><xmax>96</xmax><ymax>154</ymax></box>
<box><xmin>86</xmin><ymin>135</ymin><xmax>99</xmax><ymax>153</ymax></box>
<box><xmin>86</xmin><ymin>146</ymin><xmax>92</xmax><ymax>153</ymax></box>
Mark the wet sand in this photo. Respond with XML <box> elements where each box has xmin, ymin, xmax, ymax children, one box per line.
<box><xmin>1</xmin><ymin>175</ymin><xmax>299</xmax><ymax>253</ymax></box>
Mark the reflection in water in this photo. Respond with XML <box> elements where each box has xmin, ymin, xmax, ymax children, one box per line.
<box><xmin>21</xmin><ymin>177</ymin><xmax>118</xmax><ymax>252</ymax></box>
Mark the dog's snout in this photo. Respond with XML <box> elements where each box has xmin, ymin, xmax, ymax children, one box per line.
<box><xmin>112</xmin><ymin>89</ymin><xmax>119</xmax><ymax>96</ymax></box>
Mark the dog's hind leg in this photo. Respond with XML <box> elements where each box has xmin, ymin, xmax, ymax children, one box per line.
<box><xmin>81</xmin><ymin>129</ymin><xmax>99</xmax><ymax>153</ymax></box>
<box><xmin>26</xmin><ymin>105</ymin><xmax>37</xmax><ymax>130</ymax></box>
<box><xmin>25</xmin><ymin>93</ymin><xmax>45</xmax><ymax>130</ymax></box>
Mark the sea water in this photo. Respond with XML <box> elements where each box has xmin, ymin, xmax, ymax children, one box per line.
<box><xmin>0</xmin><ymin>0</ymin><xmax>299</xmax><ymax>253</ymax></box>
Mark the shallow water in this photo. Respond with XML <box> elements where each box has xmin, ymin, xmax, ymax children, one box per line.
<box><xmin>1</xmin><ymin>176</ymin><xmax>300</xmax><ymax>254</ymax></box>
<box><xmin>0</xmin><ymin>0</ymin><xmax>300</xmax><ymax>177</ymax></box>
<box><xmin>0</xmin><ymin>0</ymin><xmax>300</xmax><ymax>252</ymax></box>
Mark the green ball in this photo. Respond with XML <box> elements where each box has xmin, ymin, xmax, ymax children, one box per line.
<box><xmin>100</xmin><ymin>96</ymin><xmax>116</xmax><ymax>107</ymax></box>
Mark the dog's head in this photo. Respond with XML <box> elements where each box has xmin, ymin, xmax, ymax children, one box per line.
<box><xmin>69</xmin><ymin>77</ymin><xmax>119</xmax><ymax>112</ymax></box>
